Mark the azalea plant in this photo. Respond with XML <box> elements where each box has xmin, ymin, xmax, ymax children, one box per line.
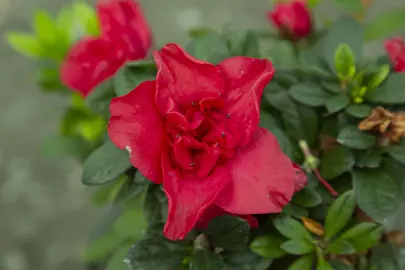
<box><xmin>6</xmin><ymin>0</ymin><xmax>405</xmax><ymax>269</ymax></box>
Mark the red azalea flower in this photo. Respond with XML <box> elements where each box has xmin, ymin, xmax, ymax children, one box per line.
<box><xmin>108</xmin><ymin>43</ymin><xmax>307</xmax><ymax>240</ymax></box>
<box><xmin>61</xmin><ymin>0</ymin><xmax>152</xmax><ymax>97</ymax></box>
<box><xmin>385</xmin><ymin>37</ymin><xmax>405</xmax><ymax>73</ymax></box>
<box><xmin>267</xmin><ymin>0</ymin><xmax>312</xmax><ymax>40</ymax></box>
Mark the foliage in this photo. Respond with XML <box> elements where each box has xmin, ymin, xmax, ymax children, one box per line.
<box><xmin>6</xmin><ymin>0</ymin><xmax>405</xmax><ymax>269</ymax></box>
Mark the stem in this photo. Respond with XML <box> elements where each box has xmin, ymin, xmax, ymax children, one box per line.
<box><xmin>313</xmin><ymin>169</ymin><xmax>338</xmax><ymax>197</ymax></box>
<box><xmin>299</xmin><ymin>140</ymin><xmax>339</xmax><ymax>196</ymax></box>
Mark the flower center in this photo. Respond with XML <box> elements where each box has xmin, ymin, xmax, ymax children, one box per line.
<box><xmin>165</xmin><ymin>97</ymin><xmax>235</xmax><ymax>178</ymax></box>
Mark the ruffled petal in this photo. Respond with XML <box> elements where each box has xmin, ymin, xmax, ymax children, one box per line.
<box><xmin>108</xmin><ymin>80</ymin><xmax>165</xmax><ymax>183</ymax></box>
<box><xmin>214</xmin><ymin>128</ymin><xmax>296</xmax><ymax>214</ymax></box>
<box><xmin>61</xmin><ymin>37</ymin><xmax>123</xmax><ymax>97</ymax></box>
<box><xmin>218</xmin><ymin>57</ymin><xmax>274</xmax><ymax>147</ymax></box>
<box><xmin>97</xmin><ymin>0</ymin><xmax>151</xmax><ymax>57</ymax></box>
<box><xmin>162</xmin><ymin>154</ymin><xmax>231</xmax><ymax>240</ymax></box>
<box><xmin>153</xmin><ymin>43</ymin><xmax>225</xmax><ymax>114</ymax></box>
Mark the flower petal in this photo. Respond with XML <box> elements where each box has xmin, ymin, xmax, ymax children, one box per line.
<box><xmin>61</xmin><ymin>37</ymin><xmax>123</xmax><ymax>97</ymax></box>
<box><xmin>218</xmin><ymin>57</ymin><xmax>274</xmax><ymax>147</ymax></box>
<box><xmin>97</xmin><ymin>0</ymin><xmax>152</xmax><ymax>57</ymax></box>
<box><xmin>162</xmin><ymin>154</ymin><xmax>231</xmax><ymax>240</ymax></box>
<box><xmin>108</xmin><ymin>80</ymin><xmax>165</xmax><ymax>183</ymax></box>
<box><xmin>153</xmin><ymin>43</ymin><xmax>225</xmax><ymax>113</ymax></box>
<box><xmin>293</xmin><ymin>164</ymin><xmax>308</xmax><ymax>192</ymax></box>
<box><xmin>214</xmin><ymin>128</ymin><xmax>297</xmax><ymax>214</ymax></box>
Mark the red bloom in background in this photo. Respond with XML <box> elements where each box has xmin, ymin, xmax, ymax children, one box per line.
<box><xmin>267</xmin><ymin>0</ymin><xmax>312</xmax><ymax>40</ymax></box>
<box><xmin>61</xmin><ymin>0</ymin><xmax>152</xmax><ymax>97</ymax></box>
<box><xmin>385</xmin><ymin>37</ymin><xmax>405</xmax><ymax>73</ymax></box>
<box><xmin>108</xmin><ymin>43</ymin><xmax>307</xmax><ymax>240</ymax></box>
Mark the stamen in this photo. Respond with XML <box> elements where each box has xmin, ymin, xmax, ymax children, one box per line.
<box><xmin>190</xmin><ymin>162</ymin><xmax>195</xmax><ymax>167</ymax></box>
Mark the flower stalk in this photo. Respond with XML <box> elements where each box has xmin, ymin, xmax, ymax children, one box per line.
<box><xmin>299</xmin><ymin>140</ymin><xmax>338</xmax><ymax>196</ymax></box>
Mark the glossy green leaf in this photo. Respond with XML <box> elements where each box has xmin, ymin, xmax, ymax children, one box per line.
<box><xmin>364</xmin><ymin>9</ymin><xmax>405</xmax><ymax>41</ymax></box>
<box><xmin>325</xmin><ymin>95</ymin><xmax>350</xmax><ymax>114</ymax></box>
<box><xmin>6</xmin><ymin>32</ymin><xmax>43</xmax><ymax>57</ymax></box>
<box><xmin>85</xmin><ymin>79</ymin><xmax>116</xmax><ymax>118</ymax></box>
<box><xmin>206</xmin><ymin>216</ymin><xmax>250</xmax><ymax>252</ymax></box>
<box><xmin>223</xmin><ymin>29</ymin><xmax>260</xmax><ymax>57</ymax></box>
<box><xmin>143</xmin><ymin>184</ymin><xmax>167</xmax><ymax>225</ymax></box>
<box><xmin>324</xmin><ymin>190</ymin><xmax>356</xmax><ymax>238</ymax></box>
<box><xmin>292</xmin><ymin>188</ymin><xmax>322</xmax><ymax>208</ymax></box>
<box><xmin>340</xmin><ymin>222</ymin><xmax>383</xmax><ymax>252</ymax></box>
<box><xmin>337</xmin><ymin>125</ymin><xmax>376</xmax><ymax>150</ymax></box>
<box><xmin>368</xmin><ymin>73</ymin><xmax>405</xmax><ymax>104</ymax></box>
<box><xmin>113</xmin><ymin>65</ymin><xmax>156</xmax><ymax>96</ymax></box>
<box><xmin>334</xmin><ymin>44</ymin><xmax>356</xmax><ymax>79</ymax></box>
<box><xmin>288</xmin><ymin>83</ymin><xmax>331</xmax><ymax>107</ymax></box>
<box><xmin>186</xmin><ymin>31</ymin><xmax>231</xmax><ymax>64</ymax></box>
<box><xmin>106</xmin><ymin>243</ymin><xmax>134</xmax><ymax>270</ymax></box>
<box><xmin>319</xmin><ymin>16</ymin><xmax>363</xmax><ymax>73</ymax></box>
<box><xmin>281</xmin><ymin>239</ymin><xmax>315</xmax><ymax>255</ymax></box>
<box><xmin>385</xmin><ymin>144</ymin><xmax>405</xmax><ymax>165</ymax></box>
<box><xmin>273</xmin><ymin>215</ymin><xmax>312</xmax><ymax>240</ymax></box>
<box><xmin>288</xmin><ymin>254</ymin><xmax>313</xmax><ymax>270</ymax></box>
<box><xmin>327</xmin><ymin>239</ymin><xmax>355</xmax><ymax>255</ymax></box>
<box><xmin>356</xmin><ymin>149</ymin><xmax>382</xmax><ymax>168</ymax></box>
<box><xmin>190</xmin><ymin>250</ymin><xmax>225</xmax><ymax>270</ymax></box>
<box><xmin>250</xmin><ymin>234</ymin><xmax>287</xmax><ymax>259</ymax></box>
<box><xmin>319</xmin><ymin>146</ymin><xmax>355</xmax><ymax>180</ymax></box>
<box><xmin>34</xmin><ymin>10</ymin><xmax>58</xmax><ymax>45</ymax></box>
<box><xmin>345</xmin><ymin>104</ymin><xmax>371</xmax><ymax>118</ymax></box>
<box><xmin>367</xmin><ymin>65</ymin><xmax>390</xmax><ymax>89</ymax></box>
<box><xmin>82</xmin><ymin>140</ymin><xmax>132</xmax><ymax>185</ymax></box>
<box><xmin>353</xmin><ymin>167</ymin><xmax>402</xmax><ymax>223</ymax></box>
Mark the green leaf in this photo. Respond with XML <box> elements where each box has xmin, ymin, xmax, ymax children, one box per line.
<box><xmin>143</xmin><ymin>184</ymin><xmax>167</xmax><ymax>225</ymax></box>
<box><xmin>325</xmin><ymin>95</ymin><xmax>350</xmax><ymax>114</ymax></box>
<box><xmin>292</xmin><ymin>188</ymin><xmax>322</xmax><ymax>208</ymax></box>
<box><xmin>319</xmin><ymin>16</ymin><xmax>363</xmax><ymax>73</ymax></box>
<box><xmin>190</xmin><ymin>250</ymin><xmax>225</xmax><ymax>270</ymax></box>
<box><xmin>82</xmin><ymin>140</ymin><xmax>132</xmax><ymax>185</ymax></box>
<box><xmin>85</xmin><ymin>79</ymin><xmax>116</xmax><ymax>118</ymax></box>
<box><xmin>125</xmin><ymin>238</ymin><xmax>189</xmax><ymax>270</ymax></box>
<box><xmin>330</xmin><ymin>260</ymin><xmax>355</xmax><ymax>270</ymax></box>
<box><xmin>283</xmin><ymin>204</ymin><xmax>309</xmax><ymax>219</ymax></box>
<box><xmin>206</xmin><ymin>215</ymin><xmax>249</xmax><ymax>252</ymax></box>
<box><xmin>337</xmin><ymin>125</ymin><xmax>376</xmax><ymax>150</ymax></box>
<box><xmin>340</xmin><ymin>222</ymin><xmax>383</xmax><ymax>252</ymax></box>
<box><xmin>288</xmin><ymin>83</ymin><xmax>331</xmax><ymax>107</ymax></box>
<box><xmin>385</xmin><ymin>144</ymin><xmax>405</xmax><ymax>165</ymax></box>
<box><xmin>186</xmin><ymin>31</ymin><xmax>231</xmax><ymax>64</ymax></box>
<box><xmin>353</xmin><ymin>167</ymin><xmax>402</xmax><ymax>223</ymax></box>
<box><xmin>319</xmin><ymin>146</ymin><xmax>355</xmax><ymax>180</ymax></box>
<box><xmin>364</xmin><ymin>9</ymin><xmax>405</xmax><ymax>41</ymax></box>
<box><xmin>6</xmin><ymin>32</ymin><xmax>43</xmax><ymax>57</ymax></box>
<box><xmin>260</xmin><ymin>112</ymin><xmax>295</xmax><ymax>159</ymax></box>
<box><xmin>266</xmin><ymin>40</ymin><xmax>298</xmax><ymax>69</ymax></box>
<box><xmin>367</xmin><ymin>65</ymin><xmax>390</xmax><ymax>89</ymax></box>
<box><xmin>321</xmin><ymin>82</ymin><xmax>341</xmax><ymax>94</ymax></box>
<box><xmin>288</xmin><ymin>254</ymin><xmax>313</xmax><ymax>270</ymax></box>
<box><xmin>223</xmin><ymin>29</ymin><xmax>260</xmax><ymax>57</ymax></box>
<box><xmin>281</xmin><ymin>239</ymin><xmax>315</xmax><ymax>255</ymax></box>
<box><xmin>356</xmin><ymin>149</ymin><xmax>382</xmax><ymax>168</ymax></box>
<box><xmin>113</xmin><ymin>65</ymin><xmax>156</xmax><ymax>96</ymax></box>
<box><xmin>34</xmin><ymin>10</ymin><xmax>58</xmax><ymax>45</ymax></box>
<box><xmin>273</xmin><ymin>215</ymin><xmax>312</xmax><ymax>240</ymax></box>
<box><xmin>334</xmin><ymin>44</ymin><xmax>356</xmax><ymax>79</ymax></box>
<box><xmin>106</xmin><ymin>243</ymin><xmax>134</xmax><ymax>270</ymax></box>
<box><xmin>72</xmin><ymin>1</ymin><xmax>100</xmax><ymax>36</ymax></box>
<box><xmin>42</xmin><ymin>135</ymin><xmax>91</xmax><ymax>159</ymax></box>
<box><xmin>345</xmin><ymin>104</ymin><xmax>371</xmax><ymax>118</ymax></box>
<box><xmin>370</xmin><ymin>243</ymin><xmax>399</xmax><ymax>270</ymax></box>
<box><xmin>317</xmin><ymin>257</ymin><xmax>334</xmax><ymax>270</ymax></box>
<box><xmin>113</xmin><ymin>207</ymin><xmax>146</xmax><ymax>240</ymax></box>
<box><xmin>333</xmin><ymin>0</ymin><xmax>363</xmax><ymax>12</ymax></box>
<box><xmin>222</xmin><ymin>248</ymin><xmax>273</xmax><ymax>270</ymax></box>
<box><xmin>324</xmin><ymin>190</ymin><xmax>356</xmax><ymax>238</ymax></box>
<box><xmin>250</xmin><ymin>234</ymin><xmax>287</xmax><ymax>259</ymax></box>
<box><xmin>327</xmin><ymin>239</ymin><xmax>355</xmax><ymax>255</ymax></box>
<box><xmin>368</xmin><ymin>73</ymin><xmax>405</xmax><ymax>104</ymax></box>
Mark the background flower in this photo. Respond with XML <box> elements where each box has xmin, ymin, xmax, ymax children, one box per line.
<box><xmin>61</xmin><ymin>0</ymin><xmax>152</xmax><ymax>97</ymax></box>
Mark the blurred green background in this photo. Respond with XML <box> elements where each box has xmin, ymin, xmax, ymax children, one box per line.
<box><xmin>1</xmin><ymin>0</ymin><xmax>405</xmax><ymax>269</ymax></box>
